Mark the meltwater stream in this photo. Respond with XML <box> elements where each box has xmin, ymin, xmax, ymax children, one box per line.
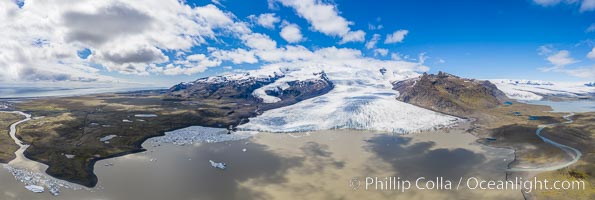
<box><xmin>1</xmin><ymin>111</ymin><xmax>84</xmax><ymax>196</ymax></box>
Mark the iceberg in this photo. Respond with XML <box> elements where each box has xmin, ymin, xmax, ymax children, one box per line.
<box><xmin>25</xmin><ymin>185</ymin><xmax>44</xmax><ymax>193</ymax></box>
<box><xmin>209</xmin><ymin>160</ymin><xmax>227</xmax><ymax>170</ymax></box>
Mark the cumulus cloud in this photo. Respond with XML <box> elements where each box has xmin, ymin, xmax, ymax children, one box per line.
<box><xmin>536</xmin><ymin>46</ymin><xmax>595</xmax><ymax>78</ymax></box>
<box><xmin>272</xmin><ymin>0</ymin><xmax>365</xmax><ymax>43</ymax></box>
<box><xmin>365</xmin><ymin>34</ymin><xmax>381</xmax><ymax>49</ymax></box>
<box><xmin>533</xmin><ymin>0</ymin><xmax>595</xmax><ymax>12</ymax></box>
<box><xmin>62</xmin><ymin>3</ymin><xmax>153</xmax><ymax>46</ymax></box>
<box><xmin>373</xmin><ymin>48</ymin><xmax>389</xmax><ymax>56</ymax></box>
<box><xmin>546</xmin><ymin>50</ymin><xmax>577</xmax><ymax>66</ymax></box>
<box><xmin>280</xmin><ymin>23</ymin><xmax>303</xmax><ymax>43</ymax></box>
<box><xmin>385</xmin><ymin>30</ymin><xmax>408</xmax><ymax>44</ymax></box>
<box><xmin>339</xmin><ymin>30</ymin><xmax>366</xmax><ymax>44</ymax></box>
<box><xmin>0</xmin><ymin>0</ymin><xmax>251</xmax><ymax>82</ymax></box>
<box><xmin>0</xmin><ymin>0</ymin><xmax>430</xmax><ymax>85</ymax></box>
<box><xmin>211</xmin><ymin>48</ymin><xmax>259</xmax><ymax>64</ymax></box>
<box><xmin>251</xmin><ymin>13</ymin><xmax>280</xmax><ymax>29</ymax></box>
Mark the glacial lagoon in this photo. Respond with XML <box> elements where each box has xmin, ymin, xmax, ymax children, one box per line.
<box><xmin>0</xmin><ymin>126</ymin><xmax>521</xmax><ymax>200</ymax></box>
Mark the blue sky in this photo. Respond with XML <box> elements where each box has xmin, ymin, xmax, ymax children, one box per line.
<box><xmin>1</xmin><ymin>0</ymin><xmax>595</xmax><ymax>87</ymax></box>
<box><xmin>210</xmin><ymin>0</ymin><xmax>595</xmax><ymax>81</ymax></box>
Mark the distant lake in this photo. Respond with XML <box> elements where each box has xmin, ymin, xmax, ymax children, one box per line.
<box><xmin>525</xmin><ymin>100</ymin><xmax>595</xmax><ymax>113</ymax></box>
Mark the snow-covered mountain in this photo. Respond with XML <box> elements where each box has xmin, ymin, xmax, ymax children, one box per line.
<box><xmin>490</xmin><ymin>79</ymin><xmax>595</xmax><ymax>101</ymax></box>
<box><xmin>166</xmin><ymin>62</ymin><xmax>462</xmax><ymax>133</ymax></box>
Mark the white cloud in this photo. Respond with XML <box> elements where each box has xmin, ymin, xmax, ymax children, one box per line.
<box><xmin>537</xmin><ymin>44</ymin><xmax>554</xmax><ymax>55</ymax></box>
<box><xmin>273</xmin><ymin>0</ymin><xmax>366</xmax><ymax>43</ymax></box>
<box><xmin>373</xmin><ymin>48</ymin><xmax>389</xmax><ymax>56</ymax></box>
<box><xmin>546</xmin><ymin>50</ymin><xmax>577</xmax><ymax>66</ymax></box>
<box><xmin>0</xmin><ymin>0</ymin><xmax>432</xmax><ymax>85</ymax></box>
<box><xmin>385</xmin><ymin>30</ymin><xmax>409</xmax><ymax>44</ymax></box>
<box><xmin>365</xmin><ymin>34</ymin><xmax>381</xmax><ymax>49</ymax></box>
<box><xmin>339</xmin><ymin>30</ymin><xmax>366</xmax><ymax>44</ymax></box>
<box><xmin>533</xmin><ymin>0</ymin><xmax>595</xmax><ymax>12</ymax></box>
<box><xmin>588</xmin><ymin>47</ymin><xmax>595</xmax><ymax>59</ymax></box>
<box><xmin>533</xmin><ymin>0</ymin><xmax>563</xmax><ymax>6</ymax></box>
<box><xmin>211</xmin><ymin>48</ymin><xmax>259</xmax><ymax>64</ymax></box>
<box><xmin>280</xmin><ymin>23</ymin><xmax>303</xmax><ymax>43</ymax></box>
<box><xmin>368</xmin><ymin>23</ymin><xmax>383</xmax><ymax>30</ymax></box>
<box><xmin>0</xmin><ymin>0</ymin><xmax>251</xmax><ymax>82</ymax></box>
<box><xmin>581</xmin><ymin>0</ymin><xmax>595</xmax><ymax>11</ymax></box>
<box><xmin>536</xmin><ymin>47</ymin><xmax>595</xmax><ymax>78</ymax></box>
<box><xmin>241</xmin><ymin>33</ymin><xmax>278</xmax><ymax>50</ymax></box>
<box><xmin>252</xmin><ymin>13</ymin><xmax>280</xmax><ymax>29</ymax></box>
<box><xmin>211</xmin><ymin>0</ymin><xmax>224</xmax><ymax>6</ymax></box>
<box><xmin>391</xmin><ymin>53</ymin><xmax>403</xmax><ymax>60</ymax></box>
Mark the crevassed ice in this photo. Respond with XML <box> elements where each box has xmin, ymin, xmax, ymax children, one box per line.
<box><xmin>240</xmin><ymin>66</ymin><xmax>462</xmax><ymax>133</ymax></box>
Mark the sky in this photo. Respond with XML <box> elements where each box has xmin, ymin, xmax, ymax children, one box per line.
<box><xmin>1</xmin><ymin>0</ymin><xmax>595</xmax><ymax>87</ymax></box>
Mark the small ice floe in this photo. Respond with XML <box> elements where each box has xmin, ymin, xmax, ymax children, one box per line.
<box><xmin>134</xmin><ymin>114</ymin><xmax>158</xmax><ymax>118</ymax></box>
<box><xmin>122</xmin><ymin>119</ymin><xmax>133</xmax><ymax>123</ymax></box>
<box><xmin>100</xmin><ymin>135</ymin><xmax>117</xmax><ymax>143</ymax></box>
<box><xmin>49</xmin><ymin>187</ymin><xmax>60</xmax><ymax>196</ymax></box>
<box><xmin>209</xmin><ymin>160</ymin><xmax>227</xmax><ymax>170</ymax></box>
<box><xmin>242</xmin><ymin>148</ymin><xmax>247</xmax><ymax>152</ymax></box>
<box><xmin>25</xmin><ymin>185</ymin><xmax>44</xmax><ymax>193</ymax></box>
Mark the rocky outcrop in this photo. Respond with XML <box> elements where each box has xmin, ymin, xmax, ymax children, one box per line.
<box><xmin>393</xmin><ymin>72</ymin><xmax>508</xmax><ymax>117</ymax></box>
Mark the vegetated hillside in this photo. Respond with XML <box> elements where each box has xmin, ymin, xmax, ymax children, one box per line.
<box><xmin>393</xmin><ymin>71</ymin><xmax>508</xmax><ymax>117</ymax></box>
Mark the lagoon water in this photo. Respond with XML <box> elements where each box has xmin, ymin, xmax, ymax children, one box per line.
<box><xmin>0</xmin><ymin>127</ymin><xmax>521</xmax><ymax>200</ymax></box>
<box><xmin>525</xmin><ymin>100</ymin><xmax>595</xmax><ymax>113</ymax></box>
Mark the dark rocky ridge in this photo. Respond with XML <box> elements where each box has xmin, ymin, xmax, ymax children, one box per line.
<box><xmin>393</xmin><ymin>72</ymin><xmax>508</xmax><ymax>117</ymax></box>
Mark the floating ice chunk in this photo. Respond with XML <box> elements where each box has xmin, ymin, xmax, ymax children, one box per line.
<box><xmin>134</xmin><ymin>114</ymin><xmax>158</xmax><ymax>118</ymax></box>
<box><xmin>122</xmin><ymin>119</ymin><xmax>133</xmax><ymax>123</ymax></box>
<box><xmin>209</xmin><ymin>160</ymin><xmax>227</xmax><ymax>170</ymax></box>
<box><xmin>49</xmin><ymin>187</ymin><xmax>60</xmax><ymax>196</ymax></box>
<box><xmin>25</xmin><ymin>185</ymin><xmax>44</xmax><ymax>193</ymax></box>
<box><xmin>100</xmin><ymin>135</ymin><xmax>117</xmax><ymax>143</ymax></box>
<box><xmin>242</xmin><ymin>148</ymin><xmax>247</xmax><ymax>152</ymax></box>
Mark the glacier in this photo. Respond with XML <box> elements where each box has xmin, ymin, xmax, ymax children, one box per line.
<box><xmin>238</xmin><ymin>63</ymin><xmax>462</xmax><ymax>133</ymax></box>
<box><xmin>490</xmin><ymin>79</ymin><xmax>595</xmax><ymax>101</ymax></box>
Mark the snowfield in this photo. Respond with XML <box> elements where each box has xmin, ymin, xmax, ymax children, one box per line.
<box><xmin>490</xmin><ymin>79</ymin><xmax>595</xmax><ymax>101</ymax></box>
<box><xmin>237</xmin><ymin>62</ymin><xmax>462</xmax><ymax>133</ymax></box>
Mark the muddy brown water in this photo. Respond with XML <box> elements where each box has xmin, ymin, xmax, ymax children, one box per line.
<box><xmin>0</xmin><ymin>127</ymin><xmax>522</xmax><ymax>200</ymax></box>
